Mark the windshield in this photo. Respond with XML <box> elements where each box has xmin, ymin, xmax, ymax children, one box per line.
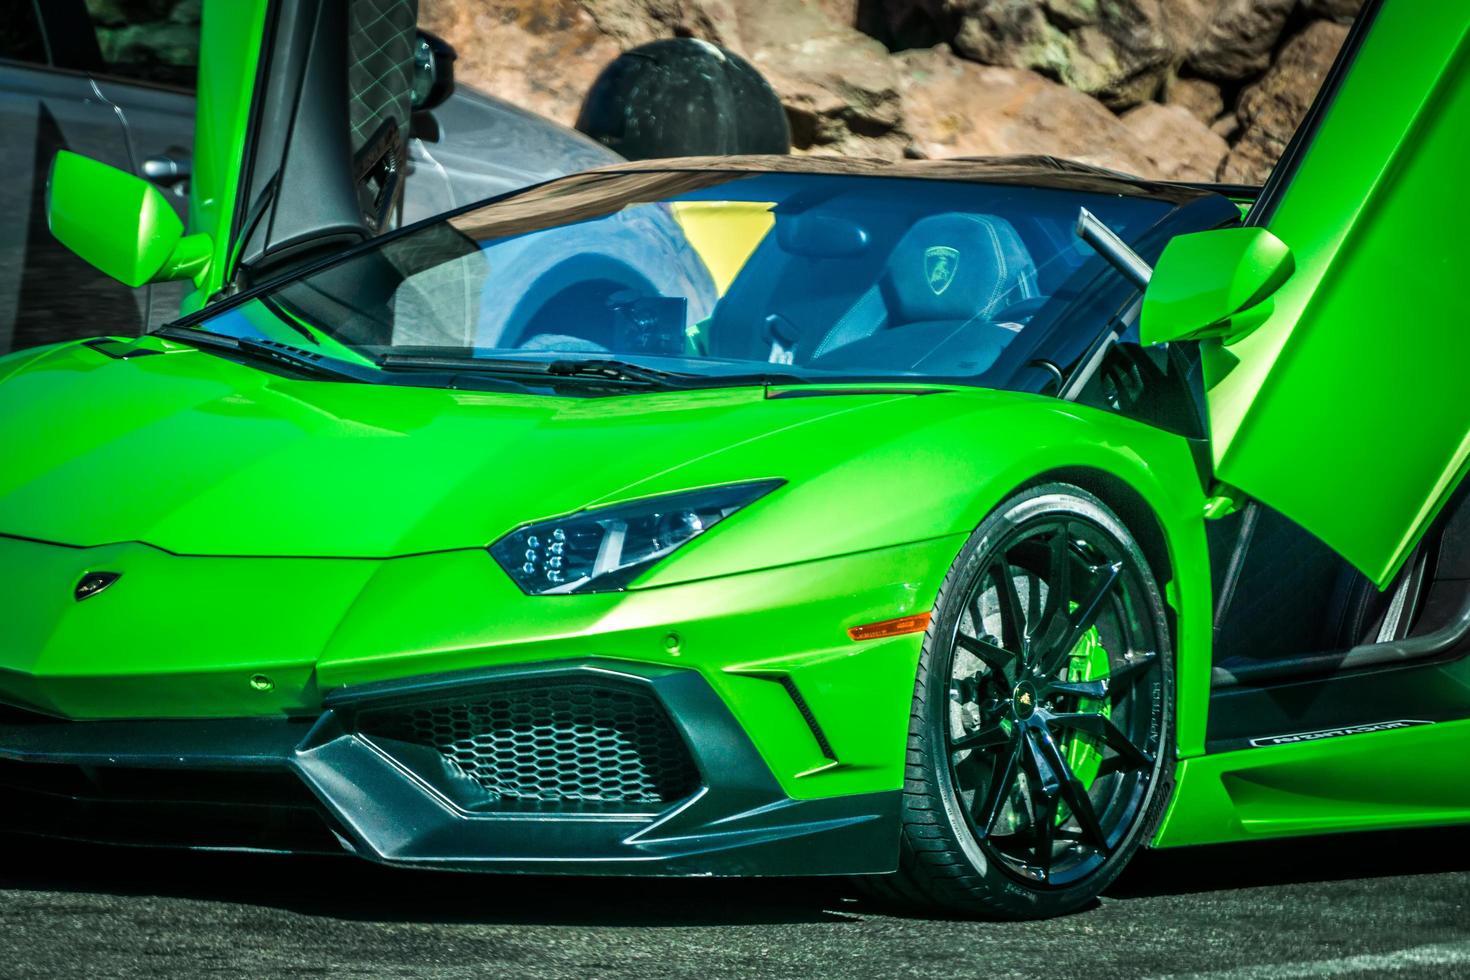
<box><xmin>193</xmin><ymin>170</ymin><xmax>1176</xmax><ymax>389</ymax></box>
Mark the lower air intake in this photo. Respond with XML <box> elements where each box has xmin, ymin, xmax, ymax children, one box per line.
<box><xmin>357</xmin><ymin>682</ymin><xmax>699</xmax><ymax>810</ymax></box>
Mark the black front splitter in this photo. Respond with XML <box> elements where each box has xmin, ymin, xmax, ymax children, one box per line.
<box><xmin>0</xmin><ymin>659</ymin><xmax>899</xmax><ymax>877</ymax></box>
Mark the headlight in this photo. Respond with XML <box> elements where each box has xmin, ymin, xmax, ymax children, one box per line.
<box><xmin>489</xmin><ymin>480</ymin><xmax>783</xmax><ymax>595</ymax></box>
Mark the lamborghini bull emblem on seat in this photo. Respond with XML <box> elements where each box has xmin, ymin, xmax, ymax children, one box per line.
<box><xmin>924</xmin><ymin>245</ymin><xmax>960</xmax><ymax>296</ymax></box>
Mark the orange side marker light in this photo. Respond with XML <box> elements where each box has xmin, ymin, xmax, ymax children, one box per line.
<box><xmin>848</xmin><ymin>612</ymin><xmax>932</xmax><ymax>642</ymax></box>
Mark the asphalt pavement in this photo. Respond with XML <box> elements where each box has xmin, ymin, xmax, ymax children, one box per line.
<box><xmin>0</xmin><ymin>826</ymin><xmax>1466</xmax><ymax>979</ymax></box>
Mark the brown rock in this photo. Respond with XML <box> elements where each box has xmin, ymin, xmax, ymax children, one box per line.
<box><xmin>1300</xmin><ymin>0</ymin><xmax>1364</xmax><ymax>22</ymax></box>
<box><xmin>1165</xmin><ymin>75</ymin><xmax>1225</xmax><ymax>124</ymax></box>
<box><xmin>950</xmin><ymin>0</ymin><xmax>1183</xmax><ymax>109</ymax></box>
<box><xmin>421</xmin><ymin>0</ymin><xmax>904</xmax><ymax>153</ymax></box>
<box><xmin>1220</xmin><ymin>19</ymin><xmax>1349</xmax><ymax>183</ymax></box>
<box><xmin>418</xmin><ymin>0</ymin><xmax>624</xmax><ymax>126</ymax></box>
<box><xmin>1156</xmin><ymin>0</ymin><xmax>1214</xmax><ymax>55</ymax></box>
<box><xmin>754</xmin><ymin>33</ymin><xmax>907</xmax><ymax>155</ymax></box>
<box><xmin>580</xmin><ymin>0</ymin><xmax>742</xmax><ymax>47</ymax></box>
<box><xmin>813</xmin><ymin>0</ymin><xmax>861</xmax><ymax>31</ymax></box>
<box><xmin>1210</xmin><ymin>112</ymin><xmax>1241</xmax><ymax>142</ymax></box>
<box><xmin>1187</xmin><ymin>0</ymin><xmax>1296</xmax><ymax>82</ymax></box>
<box><xmin>730</xmin><ymin>0</ymin><xmax>854</xmax><ymax>50</ymax></box>
<box><xmin>1120</xmin><ymin>101</ymin><xmax>1228</xmax><ymax>180</ymax></box>
<box><xmin>896</xmin><ymin>47</ymin><xmax>1157</xmax><ymax>175</ymax></box>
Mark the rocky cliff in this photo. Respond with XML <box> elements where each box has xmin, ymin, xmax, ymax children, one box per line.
<box><xmin>420</xmin><ymin>0</ymin><xmax>1361</xmax><ymax>183</ymax></box>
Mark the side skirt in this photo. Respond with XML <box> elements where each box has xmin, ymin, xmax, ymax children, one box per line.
<box><xmin>1151</xmin><ymin>715</ymin><xmax>1470</xmax><ymax>848</ymax></box>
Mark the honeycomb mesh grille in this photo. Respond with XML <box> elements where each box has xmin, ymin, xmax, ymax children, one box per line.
<box><xmin>358</xmin><ymin>683</ymin><xmax>699</xmax><ymax>808</ymax></box>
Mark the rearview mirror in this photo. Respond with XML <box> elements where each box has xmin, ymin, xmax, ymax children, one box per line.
<box><xmin>1139</xmin><ymin>227</ymin><xmax>1294</xmax><ymax>345</ymax></box>
<box><xmin>48</xmin><ymin>151</ymin><xmax>211</xmax><ymax>288</ymax></box>
<box><xmin>411</xmin><ymin>30</ymin><xmax>457</xmax><ymax>112</ymax></box>
<box><xmin>776</xmin><ymin>213</ymin><xmax>870</xmax><ymax>258</ymax></box>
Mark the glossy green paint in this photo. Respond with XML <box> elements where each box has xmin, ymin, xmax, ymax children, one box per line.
<box><xmin>9</xmin><ymin>0</ymin><xmax>1469</xmax><ymax>855</ymax></box>
<box><xmin>47</xmin><ymin>152</ymin><xmax>212</xmax><ymax>288</ymax></box>
<box><xmin>1178</xmin><ymin>0</ymin><xmax>1470</xmax><ymax>586</ymax></box>
<box><xmin>44</xmin><ymin>1</ymin><xmax>268</xmax><ymax>312</ymax></box>
<box><xmin>1139</xmin><ymin>228</ymin><xmax>1294</xmax><ymax>345</ymax></box>
<box><xmin>0</xmin><ymin>327</ymin><xmax>1214</xmax><ymax>800</ymax></box>
<box><xmin>183</xmin><ymin>0</ymin><xmax>271</xmax><ymax>310</ymax></box>
<box><xmin>1155</xmin><ymin>719</ymin><xmax>1470</xmax><ymax>846</ymax></box>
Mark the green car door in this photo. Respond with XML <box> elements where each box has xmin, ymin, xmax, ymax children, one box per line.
<box><xmin>1143</xmin><ymin>0</ymin><xmax>1470</xmax><ymax>587</ymax></box>
<box><xmin>49</xmin><ymin>0</ymin><xmax>425</xmax><ymax>318</ymax></box>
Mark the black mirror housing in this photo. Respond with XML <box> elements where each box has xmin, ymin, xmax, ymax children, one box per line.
<box><xmin>411</xmin><ymin>29</ymin><xmax>457</xmax><ymax>112</ymax></box>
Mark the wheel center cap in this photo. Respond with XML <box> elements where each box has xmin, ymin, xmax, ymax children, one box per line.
<box><xmin>1011</xmin><ymin>681</ymin><xmax>1038</xmax><ymax>719</ymax></box>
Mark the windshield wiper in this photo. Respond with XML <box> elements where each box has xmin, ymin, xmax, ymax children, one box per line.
<box><xmin>156</xmin><ymin>328</ymin><xmax>382</xmax><ymax>383</ymax></box>
<box><xmin>376</xmin><ymin>354</ymin><xmax>815</xmax><ymax>390</ymax></box>
<box><xmin>376</xmin><ymin>354</ymin><xmax>690</xmax><ymax>386</ymax></box>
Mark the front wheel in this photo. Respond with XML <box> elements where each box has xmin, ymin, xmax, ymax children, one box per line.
<box><xmin>869</xmin><ymin>482</ymin><xmax>1175</xmax><ymax>919</ymax></box>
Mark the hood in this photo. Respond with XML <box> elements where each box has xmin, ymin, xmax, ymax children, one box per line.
<box><xmin>0</xmin><ymin>341</ymin><xmax>904</xmax><ymax>558</ymax></box>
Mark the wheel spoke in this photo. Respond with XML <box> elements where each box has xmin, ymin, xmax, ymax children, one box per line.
<box><xmin>1044</xmin><ymin>678</ymin><xmax>1107</xmax><ymax>700</ymax></box>
<box><xmin>1017</xmin><ymin>730</ymin><xmax>1061</xmax><ymax>877</ymax></box>
<box><xmin>972</xmin><ymin>737</ymin><xmax>1021</xmax><ymax>837</ymax></box>
<box><xmin>1025</xmin><ymin>569</ymin><xmax>1043</xmax><ymax>630</ymax></box>
<box><xmin>1032</xmin><ymin>788</ymin><xmax>1059</xmax><ymax>877</ymax></box>
<box><xmin>1036</xmin><ymin>561</ymin><xmax>1122</xmax><ymax>680</ymax></box>
<box><xmin>967</xmin><ymin>593</ymin><xmax>987</xmax><ymax>639</ymax></box>
<box><xmin>1030</xmin><ymin>528</ymin><xmax>1073</xmax><ymax>661</ymax></box>
<box><xmin>1035</xmin><ymin>726</ymin><xmax>1111</xmax><ymax>855</ymax></box>
<box><xmin>1048</xmin><ymin>711</ymin><xmax>1153</xmax><ymax>770</ymax></box>
<box><xmin>988</xmin><ymin>561</ymin><xmax>1027</xmax><ymax>656</ymax></box>
<box><xmin>1104</xmin><ymin>652</ymin><xmax>1158</xmax><ymax>690</ymax></box>
<box><xmin>1019</xmin><ymin>727</ymin><xmax>1060</xmax><ymax>795</ymax></box>
<box><xmin>942</xmin><ymin>507</ymin><xmax>1167</xmax><ymax>887</ymax></box>
<box><xmin>951</xmin><ymin>721</ymin><xmax>1010</xmax><ymax>753</ymax></box>
<box><xmin>951</xmin><ymin>747</ymin><xmax>990</xmax><ymax>791</ymax></box>
<box><xmin>956</xmin><ymin>633</ymin><xmax>1016</xmax><ymax>681</ymax></box>
<box><xmin>1060</xmin><ymin>776</ymin><xmax>1109</xmax><ymax>855</ymax></box>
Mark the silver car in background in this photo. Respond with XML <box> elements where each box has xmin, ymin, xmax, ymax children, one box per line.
<box><xmin>0</xmin><ymin>0</ymin><xmax>670</xmax><ymax>356</ymax></box>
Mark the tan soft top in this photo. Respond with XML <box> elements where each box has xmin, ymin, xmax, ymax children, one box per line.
<box><xmin>445</xmin><ymin>153</ymin><xmax>1203</xmax><ymax>243</ymax></box>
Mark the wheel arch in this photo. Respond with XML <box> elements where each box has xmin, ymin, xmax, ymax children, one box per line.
<box><xmin>1020</xmin><ymin>465</ymin><xmax>1175</xmax><ymax>596</ymax></box>
<box><xmin>1019</xmin><ymin>466</ymin><xmax>1189</xmax><ymax>771</ymax></box>
<box><xmin>967</xmin><ymin>432</ymin><xmax>1212</xmax><ymax>760</ymax></box>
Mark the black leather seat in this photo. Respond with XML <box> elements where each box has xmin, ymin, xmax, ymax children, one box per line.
<box><xmin>705</xmin><ymin>211</ymin><xmax>1037</xmax><ymax>372</ymax></box>
<box><xmin>806</xmin><ymin>213</ymin><xmax>1038</xmax><ymax>373</ymax></box>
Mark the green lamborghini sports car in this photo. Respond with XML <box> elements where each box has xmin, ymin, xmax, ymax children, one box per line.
<box><xmin>1</xmin><ymin>0</ymin><xmax>1468</xmax><ymax>919</ymax></box>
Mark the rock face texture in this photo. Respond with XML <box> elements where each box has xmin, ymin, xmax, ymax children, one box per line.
<box><xmin>896</xmin><ymin>47</ymin><xmax>1155</xmax><ymax>174</ymax></box>
<box><xmin>950</xmin><ymin>1</ymin><xmax>1170</xmax><ymax>109</ymax></box>
<box><xmin>1220</xmin><ymin>18</ymin><xmax>1350</xmax><ymax>183</ymax></box>
<box><xmin>1121</xmin><ymin>102</ymin><xmax>1229</xmax><ymax>180</ymax></box>
<box><xmin>1187</xmin><ymin>0</ymin><xmax>1298</xmax><ymax>82</ymax></box>
<box><xmin>420</xmin><ymin>0</ymin><xmax>1366</xmax><ymax>184</ymax></box>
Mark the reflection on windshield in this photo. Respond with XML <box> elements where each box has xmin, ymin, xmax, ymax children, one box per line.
<box><xmin>228</xmin><ymin>171</ymin><xmax>1175</xmax><ymax>389</ymax></box>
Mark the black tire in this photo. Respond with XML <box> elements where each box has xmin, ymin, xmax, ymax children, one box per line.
<box><xmin>862</xmin><ymin>482</ymin><xmax>1176</xmax><ymax>919</ymax></box>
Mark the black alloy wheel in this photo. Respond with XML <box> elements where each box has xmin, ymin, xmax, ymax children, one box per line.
<box><xmin>864</xmin><ymin>482</ymin><xmax>1174</xmax><ymax>919</ymax></box>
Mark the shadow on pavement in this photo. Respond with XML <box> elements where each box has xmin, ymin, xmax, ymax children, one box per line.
<box><xmin>1109</xmin><ymin>824</ymin><xmax>1470</xmax><ymax>899</ymax></box>
<box><xmin>0</xmin><ymin>833</ymin><xmax>859</xmax><ymax>926</ymax></box>
<box><xmin>1</xmin><ymin>824</ymin><xmax>1465</xmax><ymax>926</ymax></box>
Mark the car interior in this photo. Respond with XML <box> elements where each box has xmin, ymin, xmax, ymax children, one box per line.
<box><xmin>434</xmin><ymin>180</ymin><xmax>1184</xmax><ymax>386</ymax></box>
<box><xmin>702</xmin><ymin>208</ymin><xmax>1044</xmax><ymax>377</ymax></box>
<box><xmin>1201</xmin><ymin>483</ymin><xmax>1470</xmax><ymax>749</ymax></box>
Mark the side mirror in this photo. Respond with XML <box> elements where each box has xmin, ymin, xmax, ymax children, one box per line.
<box><xmin>1140</xmin><ymin>227</ymin><xmax>1294</xmax><ymax>345</ymax></box>
<box><xmin>48</xmin><ymin>151</ymin><xmax>211</xmax><ymax>288</ymax></box>
<box><xmin>411</xmin><ymin>30</ymin><xmax>457</xmax><ymax>112</ymax></box>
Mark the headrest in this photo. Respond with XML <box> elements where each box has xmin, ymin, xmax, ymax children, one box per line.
<box><xmin>882</xmin><ymin>213</ymin><xmax>1036</xmax><ymax>325</ymax></box>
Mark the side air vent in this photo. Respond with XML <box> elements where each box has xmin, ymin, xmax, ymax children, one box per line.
<box><xmin>356</xmin><ymin>681</ymin><xmax>700</xmax><ymax>811</ymax></box>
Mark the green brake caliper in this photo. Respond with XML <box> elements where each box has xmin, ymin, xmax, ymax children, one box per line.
<box><xmin>1056</xmin><ymin>612</ymin><xmax>1111</xmax><ymax>826</ymax></box>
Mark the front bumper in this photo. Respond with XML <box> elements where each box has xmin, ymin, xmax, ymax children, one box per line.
<box><xmin>0</xmin><ymin>659</ymin><xmax>899</xmax><ymax>876</ymax></box>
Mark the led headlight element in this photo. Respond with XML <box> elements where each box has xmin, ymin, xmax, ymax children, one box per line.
<box><xmin>490</xmin><ymin>480</ymin><xmax>783</xmax><ymax>595</ymax></box>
